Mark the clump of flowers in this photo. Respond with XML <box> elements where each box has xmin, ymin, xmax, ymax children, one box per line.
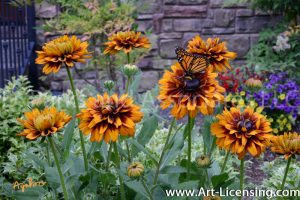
<box><xmin>104</xmin><ymin>31</ymin><xmax>150</xmax><ymax>55</ymax></box>
<box><xmin>187</xmin><ymin>35</ymin><xmax>237</xmax><ymax>72</ymax></box>
<box><xmin>219</xmin><ymin>68</ymin><xmax>241</xmax><ymax>93</ymax></box>
<box><xmin>77</xmin><ymin>93</ymin><xmax>143</xmax><ymax>143</ymax></box>
<box><xmin>220</xmin><ymin>67</ymin><xmax>263</xmax><ymax>94</ymax></box>
<box><xmin>254</xmin><ymin>72</ymin><xmax>300</xmax><ymax>117</ymax></box>
<box><xmin>253</xmin><ymin>72</ymin><xmax>299</xmax><ymax>134</ymax></box>
<box><xmin>36</xmin><ymin>35</ymin><xmax>92</xmax><ymax>74</ymax></box>
<box><xmin>273</xmin><ymin>34</ymin><xmax>291</xmax><ymax>52</ymax></box>
<box><xmin>211</xmin><ymin>107</ymin><xmax>272</xmax><ymax>159</ymax></box>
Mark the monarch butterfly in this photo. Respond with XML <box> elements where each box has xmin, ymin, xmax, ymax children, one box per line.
<box><xmin>175</xmin><ymin>47</ymin><xmax>209</xmax><ymax>74</ymax></box>
<box><xmin>175</xmin><ymin>47</ymin><xmax>209</xmax><ymax>91</ymax></box>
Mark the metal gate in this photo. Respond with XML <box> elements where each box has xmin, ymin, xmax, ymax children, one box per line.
<box><xmin>0</xmin><ymin>0</ymin><xmax>36</xmax><ymax>88</ymax></box>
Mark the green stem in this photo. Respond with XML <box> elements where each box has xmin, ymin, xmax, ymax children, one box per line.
<box><xmin>48</xmin><ymin>137</ymin><xmax>68</xmax><ymax>200</ymax></box>
<box><xmin>141</xmin><ymin>177</ymin><xmax>153</xmax><ymax>200</ymax></box>
<box><xmin>46</xmin><ymin>142</ymin><xmax>51</xmax><ymax>166</ymax></box>
<box><xmin>124</xmin><ymin>75</ymin><xmax>132</xmax><ymax>162</ymax></box>
<box><xmin>66</xmin><ymin>67</ymin><xmax>88</xmax><ymax>171</ymax></box>
<box><xmin>205</xmin><ymin>169</ymin><xmax>210</xmax><ymax>187</ymax></box>
<box><xmin>187</xmin><ymin>116</ymin><xmax>194</xmax><ymax>180</ymax></box>
<box><xmin>280</xmin><ymin>157</ymin><xmax>292</xmax><ymax>190</ymax></box>
<box><xmin>125</xmin><ymin>140</ymin><xmax>132</xmax><ymax>162</ymax></box>
<box><xmin>221</xmin><ymin>151</ymin><xmax>230</xmax><ymax>173</ymax></box>
<box><xmin>127</xmin><ymin>52</ymin><xmax>130</xmax><ymax>64</ymax></box>
<box><xmin>209</xmin><ymin>136</ymin><xmax>217</xmax><ymax>156</ymax></box>
<box><xmin>125</xmin><ymin>76</ymin><xmax>132</xmax><ymax>94</ymax></box>
<box><xmin>239</xmin><ymin>158</ymin><xmax>245</xmax><ymax>200</ymax></box>
<box><xmin>113</xmin><ymin>142</ymin><xmax>126</xmax><ymax>200</ymax></box>
<box><xmin>106</xmin><ymin>144</ymin><xmax>113</xmax><ymax>171</ymax></box>
<box><xmin>153</xmin><ymin>118</ymin><xmax>176</xmax><ymax>185</ymax></box>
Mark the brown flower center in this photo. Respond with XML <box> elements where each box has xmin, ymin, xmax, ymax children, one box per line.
<box><xmin>184</xmin><ymin>75</ymin><xmax>200</xmax><ymax>92</ymax></box>
<box><xmin>237</xmin><ymin>119</ymin><xmax>253</xmax><ymax>133</ymax></box>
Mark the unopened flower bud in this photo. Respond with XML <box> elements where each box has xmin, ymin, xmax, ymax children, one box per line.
<box><xmin>245</xmin><ymin>78</ymin><xmax>262</xmax><ymax>88</ymax></box>
<box><xmin>203</xmin><ymin>192</ymin><xmax>221</xmax><ymax>200</ymax></box>
<box><xmin>104</xmin><ymin>80</ymin><xmax>115</xmax><ymax>92</ymax></box>
<box><xmin>127</xmin><ymin>162</ymin><xmax>144</xmax><ymax>178</ymax></box>
<box><xmin>196</xmin><ymin>155</ymin><xmax>211</xmax><ymax>168</ymax></box>
<box><xmin>123</xmin><ymin>64</ymin><xmax>139</xmax><ymax>77</ymax></box>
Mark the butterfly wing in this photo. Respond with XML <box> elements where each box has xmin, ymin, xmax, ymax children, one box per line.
<box><xmin>175</xmin><ymin>47</ymin><xmax>209</xmax><ymax>73</ymax></box>
<box><xmin>189</xmin><ymin>55</ymin><xmax>209</xmax><ymax>73</ymax></box>
<box><xmin>175</xmin><ymin>47</ymin><xmax>193</xmax><ymax>72</ymax></box>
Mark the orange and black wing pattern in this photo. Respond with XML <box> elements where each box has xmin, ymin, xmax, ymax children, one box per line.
<box><xmin>175</xmin><ymin>47</ymin><xmax>209</xmax><ymax>73</ymax></box>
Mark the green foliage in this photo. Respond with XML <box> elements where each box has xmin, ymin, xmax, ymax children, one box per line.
<box><xmin>262</xmin><ymin>158</ymin><xmax>300</xmax><ymax>189</ymax></box>
<box><xmin>246</xmin><ymin>24</ymin><xmax>300</xmax><ymax>83</ymax></box>
<box><xmin>44</xmin><ymin>0</ymin><xmax>136</xmax><ymax>35</ymax></box>
<box><xmin>224</xmin><ymin>0</ymin><xmax>300</xmax><ymax>24</ymax></box>
<box><xmin>0</xmin><ymin>77</ymin><xmax>33</xmax><ymax>179</ymax></box>
<box><xmin>251</xmin><ymin>0</ymin><xmax>300</xmax><ymax>24</ymax></box>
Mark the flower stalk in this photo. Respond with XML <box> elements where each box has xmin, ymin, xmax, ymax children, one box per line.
<box><xmin>153</xmin><ymin>118</ymin><xmax>176</xmax><ymax>185</ymax></box>
<box><xmin>221</xmin><ymin>151</ymin><xmax>230</xmax><ymax>173</ymax></box>
<box><xmin>113</xmin><ymin>142</ymin><xmax>126</xmax><ymax>200</ymax></box>
<box><xmin>66</xmin><ymin>67</ymin><xmax>88</xmax><ymax>171</ymax></box>
<box><xmin>239</xmin><ymin>158</ymin><xmax>245</xmax><ymax>200</ymax></box>
<box><xmin>48</xmin><ymin>137</ymin><xmax>68</xmax><ymax>200</ymax></box>
<box><xmin>141</xmin><ymin>177</ymin><xmax>153</xmax><ymax>200</ymax></box>
<box><xmin>187</xmin><ymin>116</ymin><xmax>195</xmax><ymax>179</ymax></box>
<box><xmin>280</xmin><ymin>156</ymin><xmax>292</xmax><ymax>190</ymax></box>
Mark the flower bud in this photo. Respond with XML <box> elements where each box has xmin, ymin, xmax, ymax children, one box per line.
<box><xmin>245</xmin><ymin>78</ymin><xmax>262</xmax><ymax>88</ymax></box>
<box><xmin>203</xmin><ymin>193</ymin><xmax>222</xmax><ymax>200</ymax></box>
<box><xmin>122</xmin><ymin>64</ymin><xmax>139</xmax><ymax>77</ymax></box>
<box><xmin>103</xmin><ymin>80</ymin><xmax>115</xmax><ymax>92</ymax></box>
<box><xmin>127</xmin><ymin>162</ymin><xmax>144</xmax><ymax>178</ymax></box>
<box><xmin>196</xmin><ymin>155</ymin><xmax>211</xmax><ymax>168</ymax></box>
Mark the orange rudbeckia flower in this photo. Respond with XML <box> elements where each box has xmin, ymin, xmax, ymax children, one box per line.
<box><xmin>17</xmin><ymin>107</ymin><xmax>72</xmax><ymax>140</ymax></box>
<box><xmin>270</xmin><ymin>132</ymin><xmax>300</xmax><ymax>159</ymax></box>
<box><xmin>77</xmin><ymin>93</ymin><xmax>143</xmax><ymax>143</ymax></box>
<box><xmin>36</xmin><ymin>35</ymin><xmax>92</xmax><ymax>74</ymax></box>
<box><xmin>211</xmin><ymin>107</ymin><xmax>272</xmax><ymax>159</ymax></box>
<box><xmin>104</xmin><ymin>31</ymin><xmax>150</xmax><ymax>55</ymax></box>
<box><xmin>187</xmin><ymin>35</ymin><xmax>237</xmax><ymax>72</ymax></box>
<box><xmin>158</xmin><ymin>63</ymin><xmax>225</xmax><ymax>119</ymax></box>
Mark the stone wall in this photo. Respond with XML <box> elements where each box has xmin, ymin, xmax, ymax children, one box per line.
<box><xmin>35</xmin><ymin>0</ymin><xmax>282</xmax><ymax>92</ymax></box>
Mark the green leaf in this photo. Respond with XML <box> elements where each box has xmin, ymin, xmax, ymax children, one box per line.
<box><xmin>25</xmin><ymin>152</ymin><xmax>47</xmax><ymax>168</ymax></box>
<box><xmin>201</xmin><ymin>115</ymin><xmax>216</xmax><ymax>154</ymax></box>
<box><xmin>161</xmin><ymin>128</ymin><xmax>184</xmax><ymax>169</ymax></box>
<box><xmin>62</xmin><ymin>118</ymin><xmax>76</xmax><ymax>159</ymax></box>
<box><xmin>137</xmin><ymin>115</ymin><xmax>158</xmax><ymax>145</ymax></box>
<box><xmin>177</xmin><ymin>180</ymin><xmax>199</xmax><ymax>189</ymax></box>
<box><xmin>128</xmin><ymin>139</ymin><xmax>158</xmax><ymax>165</ymax></box>
<box><xmin>211</xmin><ymin>173</ymin><xmax>234</xmax><ymax>190</ymax></box>
<box><xmin>125</xmin><ymin>180</ymin><xmax>148</xmax><ymax>198</ymax></box>
<box><xmin>14</xmin><ymin>187</ymin><xmax>47</xmax><ymax>200</ymax></box>
<box><xmin>160</xmin><ymin>166</ymin><xmax>187</xmax><ymax>174</ymax></box>
<box><xmin>44</xmin><ymin>166</ymin><xmax>60</xmax><ymax>189</ymax></box>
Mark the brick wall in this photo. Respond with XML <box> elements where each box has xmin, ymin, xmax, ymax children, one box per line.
<box><xmin>35</xmin><ymin>0</ymin><xmax>282</xmax><ymax>92</ymax></box>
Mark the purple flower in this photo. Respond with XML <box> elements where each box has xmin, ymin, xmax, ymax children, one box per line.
<box><xmin>253</xmin><ymin>72</ymin><xmax>300</xmax><ymax>118</ymax></box>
